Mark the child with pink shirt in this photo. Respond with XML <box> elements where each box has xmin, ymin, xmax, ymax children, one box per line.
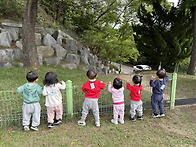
<box><xmin>108</xmin><ymin>78</ymin><xmax>125</xmax><ymax>124</ymax></box>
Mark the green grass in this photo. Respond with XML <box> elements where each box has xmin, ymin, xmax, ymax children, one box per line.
<box><xmin>0</xmin><ymin>65</ymin><xmax>196</xmax><ymax>146</ymax></box>
<box><xmin>0</xmin><ymin>106</ymin><xmax>195</xmax><ymax>146</ymax></box>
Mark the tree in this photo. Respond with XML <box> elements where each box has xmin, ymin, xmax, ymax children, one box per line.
<box><xmin>180</xmin><ymin>0</ymin><xmax>196</xmax><ymax>75</ymax></box>
<box><xmin>22</xmin><ymin>0</ymin><xmax>39</xmax><ymax>68</ymax></box>
<box><xmin>133</xmin><ymin>2</ymin><xmax>192</xmax><ymax>71</ymax></box>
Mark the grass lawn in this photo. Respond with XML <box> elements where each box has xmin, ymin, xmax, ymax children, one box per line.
<box><xmin>0</xmin><ymin>106</ymin><xmax>195</xmax><ymax>146</ymax></box>
<box><xmin>0</xmin><ymin>65</ymin><xmax>196</xmax><ymax>146</ymax></box>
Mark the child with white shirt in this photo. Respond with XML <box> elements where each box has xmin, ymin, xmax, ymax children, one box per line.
<box><xmin>42</xmin><ymin>72</ymin><xmax>66</xmax><ymax>128</ymax></box>
<box><xmin>108</xmin><ymin>78</ymin><xmax>125</xmax><ymax>124</ymax></box>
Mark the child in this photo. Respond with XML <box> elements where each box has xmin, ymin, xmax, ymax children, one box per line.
<box><xmin>150</xmin><ymin>69</ymin><xmax>168</xmax><ymax>118</ymax></box>
<box><xmin>126</xmin><ymin>75</ymin><xmax>143</xmax><ymax>121</ymax></box>
<box><xmin>17</xmin><ymin>71</ymin><xmax>43</xmax><ymax>131</ymax></box>
<box><xmin>108</xmin><ymin>78</ymin><xmax>125</xmax><ymax>125</ymax></box>
<box><xmin>42</xmin><ymin>72</ymin><xmax>66</xmax><ymax>128</ymax></box>
<box><xmin>78</xmin><ymin>69</ymin><xmax>105</xmax><ymax>127</ymax></box>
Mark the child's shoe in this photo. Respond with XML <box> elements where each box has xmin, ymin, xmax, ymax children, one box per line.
<box><xmin>160</xmin><ymin>113</ymin><xmax>165</xmax><ymax>117</ymax></box>
<box><xmin>118</xmin><ymin>118</ymin><xmax>124</xmax><ymax>124</ymax></box>
<box><xmin>130</xmin><ymin>116</ymin><xmax>136</xmax><ymax>121</ymax></box>
<box><xmin>24</xmin><ymin>126</ymin><xmax>30</xmax><ymax>131</ymax></box>
<box><xmin>137</xmin><ymin>115</ymin><xmax>143</xmax><ymax>120</ymax></box>
<box><xmin>48</xmin><ymin>123</ymin><xmax>55</xmax><ymax>128</ymax></box>
<box><xmin>111</xmin><ymin>119</ymin><xmax>118</xmax><ymax>125</ymax></box>
<box><xmin>78</xmin><ymin>120</ymin><xmax>86</xmax><ymax>126</ymax></box>
<box><xmin>95</xmin><ymin>121</ymin><xmax>100</xmax><ymax>127</ymax></box>
<box><xmin>54</xmin><ymin>119</ymin><xmax>62</xmax><ymax>125</ymax></box>
<box><xmin>30</xmin><ymin>126</ymin><xmax>38</xmax><ymax>131</ymax></box>
<box><xmin>152</xmin><ymin>114</ymin><xmax>160</xmax><ymax>118</ymax></box>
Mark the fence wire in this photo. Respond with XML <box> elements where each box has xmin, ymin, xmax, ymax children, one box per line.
<box><xmin>0</xmin><ymin>80</ymin><xmax>171</xmax><ymax>128</ymax></box>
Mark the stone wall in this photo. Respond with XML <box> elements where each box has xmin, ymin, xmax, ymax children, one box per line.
<box><xmin>0</xmin><ymin>23</ymin><xmax>118</xmax><ymax>74</ymax></box>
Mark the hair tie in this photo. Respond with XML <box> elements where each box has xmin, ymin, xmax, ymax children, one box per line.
<box><xmin>117</xmin><ymin>78</ymin><xmax>121</xmax><ymax>80</ymax></box>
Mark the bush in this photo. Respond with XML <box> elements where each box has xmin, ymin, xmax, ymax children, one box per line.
<box><xmin>0</xmin><ymin>0</ymin><xmax>23</xmax><ymax>20</ymax></box>
<box><xmin>178</xmin><ymin>57</ymin><xmax>190</xmax><ymax>73</ymax></box>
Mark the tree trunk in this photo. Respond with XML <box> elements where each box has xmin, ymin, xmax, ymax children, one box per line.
<box><xmin>22</xmin><ymin>0</ymin><xmax>39</xmax><ymax>69</ymax></box>
<box><xmin>187</xmin><ymin>6</ymin><xmax>196</xmax><ymax>75</ymax></box>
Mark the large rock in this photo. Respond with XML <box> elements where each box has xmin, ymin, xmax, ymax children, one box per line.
<box><xmin>66</xmin><ymin>39</ymin><xmax>77</xmax><ymax>46</ymax></box>
<box><xmin>37</xmin><ymin>46</ymin><xmax>54</xmax><ymax>57</ymax></box>
<box><xmin>52</xmin><ymin>44</ymin><xmax>67</xmax><ymax>58</ymax></box>
<box><xmin>44</xmin><ymin>57</ymin><xmax>62</xmax><ymax>65</ymax></box>
<box><xmin>35</xmin><ymin>33</ymin><xmax>42</xmax><ymax>46</ymax></box>
<box><xmin>0</xmin><ymin>61</ymin><xmax>12</xmax><ymax>68</ymax></box>
<box><xmin>1</xmin><ymin>29</ymin><xmax>19</xmax><ymax>41</ymax></box>
<box><xmin>0</xmin><ymin>32</ymin><xmax>12</xmax><ymax>47</ymax></box>
<box><xmin>16</xmin><ymin>40</ymin><xmax>22</xmax><ymax>49</ymax></box>
<box><xmin>42</xmin><ymin>34</ymin><xmax>56</xmax><ymax>46</ymax></box>
<box><xmin>64</xmin><ymin>44</ymin><xmax>78</xmax><ymax>54</ymax></box>
<box><xmin>80</xmin><ymin>48</ymin><xmax>90</xmax><ymax>65</ymax></box>
<box><xmin>2</xmin><ymin>23</ymin><xmax>22</xmax><ymax>29</ymax></box>
<box><xmin>52</xmin><ymin>30</ymin><xmax>68</xmax><ymax>45</ymax></box>
<box><xmin>62</xmin><ymin>63</ymin><xmax>77</xmax><ymax>69</ymax></box>
<box><xmin>65</xmin><ymin>54</ymin><xmax>80</xmax><ymax>65</ymax></box>
<box><xmin>0</xmin><ymin>49</ymin><xmax>22</xmax><ymax>60</ymax></box>
<box><xmin>45</xmin><ymin>28</ymin><xmax>55</xmax><ymax>35</ymax></box>
<box><xmin>35</xmin><ymin>27</ymin><xmax>47</xmax><ymax>36</ymax></box>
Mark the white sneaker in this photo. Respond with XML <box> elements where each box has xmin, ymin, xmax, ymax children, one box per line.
<box><xmin>95</xmin><ymin>121</ymin><xmax>100</xmax><ymax>127</ymax></box>
<box><xmin>111</xmin><ymin>119</ymin><xmax>118</xmax><ymax>125</ymax></box>
<box><xmin>78</xmin><ymin>120</ymin><xmax>86</xmax><ymax>126</ymax></box>
<box><xmin>152</xmin><ymin>114</ymin><xmax>160</xmax><ymax>118</ymax></box>
<box><xmin>118</xmin><ymin>119</ymin><xmax>124</xmax><ymax>124</ymax></box>
<box><xmin>160</xmin><ymin>114</ymin><xmax>165</xmax><ymax>117</ymax></box>
<box><xmin>24</xmin><ymin>126</ymin><xmax>29</xmax><ymax>131</ymax></box>
<box><xmin>30</xmin><ymin>126</ymin><xmax>38</xmax><ymax>131</ymax></box>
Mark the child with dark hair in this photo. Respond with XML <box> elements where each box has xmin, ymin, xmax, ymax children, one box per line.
<box><xmin>108</xmin><ymin>78</ymin><xmax>125</xmax><ymax>125</ymax></box>
<box><xmin>42</xmin><ymin>72</ymin><xmax>66</xmax><ymax>128</ymax></box>
<box><xmin>150</xmin><ymin>69</ymin><xmax>168</xmax><ymax>118</ymax></box>
<box><xmin>78</xmin><ymin>69</ymin><xmax>105</xmax><ymax>127</ymax></box>
<box><xmin>126</xmin><ymin>75</ymin><xmax>143</xmax><ymax>121</ymax></box>
<box><xmin>17</xmin><ymin>71</ymin><xmax>43</xmax><ymax>131</ymax></box>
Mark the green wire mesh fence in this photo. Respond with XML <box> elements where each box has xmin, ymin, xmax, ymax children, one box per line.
<box><xmin>0</xmin><ymin>79</ymin><xmax>172</xmax><ymax>128</ymax></box>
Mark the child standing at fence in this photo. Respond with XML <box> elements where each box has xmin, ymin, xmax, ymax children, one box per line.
<box><xmin>150</xmin><ymin>68</ymin><xmax>168</xmax><ymax>118</ymax></box>
<box><xmin>126</xmin><ymin>75</ymin><xmax>143</xmax><ymax>121</ymax></box>
<box><xmin>17</xmin><ymin>71</ymin><xmax>43</xmax><ymax>131</ymax></box>
<box><xmin>78</xmin><ymin>69</ymin><xmax>105</xmax><ymax>127</ymax></box>
<box><xmin>42</xmin><ymin>72</ymin><xmax>66</xmax><ymax>128</ymax></box>
<box><xmin>108</xmin><ymin>78</ymin><xmax>125</xmax><ymax>125</ymax></box>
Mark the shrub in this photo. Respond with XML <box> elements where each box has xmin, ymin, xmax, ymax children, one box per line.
<box><xmin>0</xmin><ymin>0</ymin><xmax>23</xmax><ymax>20</ymax></box>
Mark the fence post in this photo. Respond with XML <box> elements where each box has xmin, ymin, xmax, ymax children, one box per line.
<box><xmin>170</xmin><ymin>72</ymin><xmax>177</xmax><ymax>109</ymax></box>
<box><xmin>66</xmin><ymin>80</ymin><xmax>73</xmax><ymax>117</ymax></box>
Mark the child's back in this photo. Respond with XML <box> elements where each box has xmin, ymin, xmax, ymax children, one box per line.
<box><xmin>17</xmin><ymin>82</ymin><xmax>42</xmax><ymax>104</ymax></box>
<box><xmin>78</xmin><ymin>70</ymin><xmax>105</xmax><ymax>127</ymax></box>
<box><xmin>150</xmin><ymin>69</ymin><xmax>168</xmax><ymax>118</ymax></box>
<box><xmin>17</xmin><ymin>71</ymin><xmax>42</xmax><ymax>131</ymax></box>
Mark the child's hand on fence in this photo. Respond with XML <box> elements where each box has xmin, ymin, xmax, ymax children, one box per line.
<box><xmin>151</xmin><ymin>76</ymin><xmax>156</xmax><ymax>80</ymax></box>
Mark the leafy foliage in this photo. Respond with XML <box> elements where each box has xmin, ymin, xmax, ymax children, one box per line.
<box><xmin>0</xmin><ymin>0</ymin><xmax>23</xmax><ymax>20</ymax></box>
<box><xmin>133</xmin><ymin>2</ymin><xmax>192</xmax><ymax>71</ymax></box>
<box><xmin>39</xmin><ymin>0</ymin><xmax>141</xmax><ymax>64</ymax></box>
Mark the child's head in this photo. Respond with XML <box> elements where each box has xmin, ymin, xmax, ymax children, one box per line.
<box><xmin>113</xmin><ymin>78</ymin><xmax>123</xmax><ymax>90</ymax></box>
<box><xmin>132</xmin><ymin>75</ymin><xmax>142</xmax><ymax>86</ymax></box>
<box><xmin>43</xmin><ymin>72</ymin><xmax>58</xmax><ymax>86</ymax></box>
<box><xmin>156</xmin><ymin>69</ymin><xmax>166</xmax><ymax>79</ymax></box>
<box><xmin>86</xmin><ymin>69</ymin><xmax>97</xmax><ymax>80</ymax></box>
<box><xmin>26</xmin><ymin>71</ymin><xmax>38</xmax><ymax>82</ymax></box>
